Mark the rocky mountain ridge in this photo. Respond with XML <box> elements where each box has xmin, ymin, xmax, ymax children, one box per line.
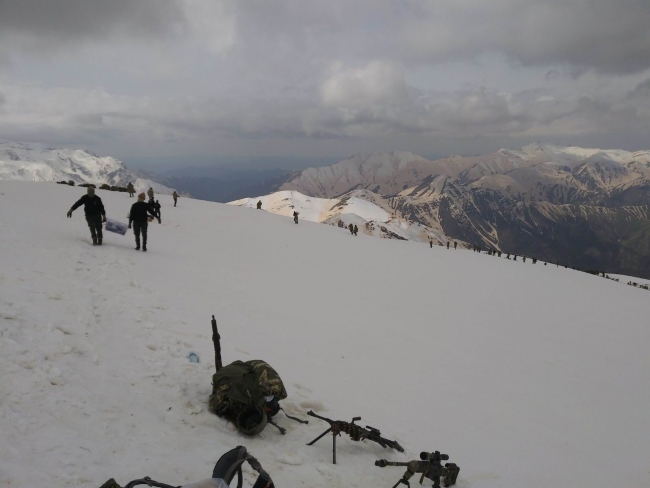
<box><xmin>0</xmin><ymin>140</ymin><xmax>174</xmax><ymax>194</ymax></box>
<box><xmin>280</xmin><ymin>144</ymin><xmax>650</xmax><ymax>278</ymax></box>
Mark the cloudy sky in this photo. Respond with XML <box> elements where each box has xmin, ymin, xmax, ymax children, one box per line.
<box><xmin>1</xmin><ymin>0</ymin><xmax>649</xmax><ymax>162</ymax></box>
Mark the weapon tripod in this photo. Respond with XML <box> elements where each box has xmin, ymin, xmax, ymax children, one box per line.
<box><xmin>306</xmin><ymin>411</ymin><xmax>403</xmax><ymax>464</ymax></box>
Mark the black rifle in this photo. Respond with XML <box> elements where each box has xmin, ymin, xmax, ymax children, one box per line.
<box><xmin>375</xmin><ymin>451</ymin><xmax>459</xmax><ymax>488</ymax></box>
<box><xmin>306</xmin><ymin>410</ymin><xmax>404</xmax><ymax>464</ymax></box>
<box><xmin>211</xmin><ymin>315</ymin><xmax>222</xmax><ymax>372</ymax></box>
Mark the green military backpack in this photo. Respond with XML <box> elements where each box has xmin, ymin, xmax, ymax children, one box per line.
<box><xmin>209</xmin><ymin>360</ymin><xmax>288</xmax><ymax>435</ymax></box>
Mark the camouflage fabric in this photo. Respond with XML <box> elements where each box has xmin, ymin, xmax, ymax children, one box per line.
<box><xmin>209</xmin><ymin>360</ymin><xmax>287</xmax><ymax>415</ymax></box>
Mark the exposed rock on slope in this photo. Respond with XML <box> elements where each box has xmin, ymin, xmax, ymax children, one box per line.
<box><xmin>280</xmin><ymin>144</ymin><xmax>650</xmax><ymax>277</ymax></box>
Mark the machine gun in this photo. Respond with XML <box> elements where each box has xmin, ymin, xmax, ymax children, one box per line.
<box><xmin>375</xmin><ymin>451</ymin><xmax>459</xmax><ymax>488</ymax></box>
<box><xmin>306</xmin><ymin>410</ymin><xmax>404</xmax><ymax>464</ymax></box>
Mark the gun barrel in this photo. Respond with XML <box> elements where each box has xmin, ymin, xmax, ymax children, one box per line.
<box><xmin>307</xmin><ymin>410</ymin><xmax>333</xmax><ymax>424</ymax></box>
<box><xmin>375</xmin><ymin>461</ymin><xmax>410</xmax><ymax>468</ymax></box>
<box><xmin>211</xmin><ymin>315</ymin><xmax>223</xmax><ymax>372</ymax></box>
<box><xmin>368</xmin><ymin>435</ymin><xmax>404</xmax><ymax>453</ymax></box>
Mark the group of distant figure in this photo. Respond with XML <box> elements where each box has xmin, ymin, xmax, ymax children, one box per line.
<box><xmin>471</xmin><ymin>244</ymin><xmax>546</xmax><ymax>264</ymax></box>
<box><xmin>252</xmin><ymin>199</ymin><xmax>648</xmax><ymax>289</ymax></box>
<box><xmin>469</xmin><ymin>244</ymin><xmax>650</xmax><ymax>291</ymax></box>
<box><xmin>430</xmin><ymin>240</ymin><xmax>458</xmax><ymax>250</ymax></box>
<box><xmin>67</xmin><ymin>182</ymin><xmax>181</xmax><ymax>251</ymax></box>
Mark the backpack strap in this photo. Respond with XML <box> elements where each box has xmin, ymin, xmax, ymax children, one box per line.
<box><xmin>280</xmin><ymin>407</ymin><xmax>309</xmax><ymax>424</ymax></box>
<box><xmin>212</xmin><ymin>447</ymin><xmax>274</xmax><ymax>488</ymax></box>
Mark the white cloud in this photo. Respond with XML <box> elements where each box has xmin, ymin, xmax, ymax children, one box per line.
<box><xmin>321</xmin><ymin>61</ymin><xmax>407</xmax><ymax>108</ymax></box>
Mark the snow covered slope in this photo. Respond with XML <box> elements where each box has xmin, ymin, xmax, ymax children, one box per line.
<box><xmin>0</xmin><ymin>140</ymin><xmax>174</xmax><ymax>194</ymax></box>
<box><xmin>1</xmin><ymin>181</ymin><xmax>649</xmax><ymax>488</ymax></box>
<box><xmin>229</xmin><ymin>190</ymin><xmax>451</xmax><ymax>243</ymax></box>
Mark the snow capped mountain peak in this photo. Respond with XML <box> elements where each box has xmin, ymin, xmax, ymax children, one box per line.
<box><xmin>0</xmin><ymin>139</ymin><xmax>174</xmax><ymax>194</ymax></box>
<box><xmin>280</xmin><ymin>151</ymin><xmax>431</xmax><ymax>198</ymax></box>
<box><xmin>500</xmin><ymin>143</ymin><xmax>639</xmax><ymax>166</ymax></box>
<box><xmin>229</xmin><ymin>189</ymin><xmax>453</xmax><ymax>243</ymax></box>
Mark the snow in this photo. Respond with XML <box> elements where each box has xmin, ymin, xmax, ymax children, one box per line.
<box><xmin>1</xmin><ymin>181</ymin><xmax>649</xmax><ymax>488</ymax></box>
<box><xmin>229</xmin><ymin>190</ymin><xmax>449</xmax><ymax>243</ymax></box>
<box><xmin>609</xmin><ymin>274</ymin><xmax>650</xmax><ymax>286</ymax></box>
<box><xmin>503</xmin><ymin>143</ymin><xmax>643</xmax><ymax>167</ymax></box>
<box><xmin>280</xmin><ymin>152</ymin><xmax>430</xmax><ymax>198</ymax></box>
<box><xmin>0</xmin><ymin>140</ymin><xmax>175</xmax><ymax>195</ymax></box>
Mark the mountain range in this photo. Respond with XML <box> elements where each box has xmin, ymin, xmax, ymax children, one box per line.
<box><xmin>0</xmin><ymin>140</ymin><xmax>174</xmax><ymax>194</ymax></box>
<box><xmin>271</xmin><ymin>144</ymin><xmax>650</xmax><ymax>278</ymax></box>
<box><xmin>229</xmin><ymin>189</ymin><xmax>451</xmax><ymax>243</ymax></box>
<box><xmin>3</xmin><ymin>138</ymin><xmax>650</xmax><ymax>278</ymax></box>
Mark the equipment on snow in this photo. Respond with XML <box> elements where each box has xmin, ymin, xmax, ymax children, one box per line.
<box><xmin>97</xmin><ymin>446</ymin><xmax>272</xmax><ymax>488</ymax></box>
<box><xmin>209</xmin><ymin>359</ymin><xmax>304</xmax><ymax>435</ymax></box>
<box><xmin>207</xmin><ymin>317</ymin><xmax>305</xmax><ymax>435</ymax></box>
<box><xmin>375</xmin><ymin>451</ymin><xmax>459</xmax><ymax>488</ymax></box>
<box><xmin>236</xmin><ymin>405</ymin><xmax>268</xmax><ymax>436</ymax></box>
<box><xmin>105</xmin><ymin>218</ymin><xmax>128</xmax><ymax>236</ymax></box>
<box><xmin>211</xmin><ymin>315</ymin><xmax>223</xmax><ymax>372</ymax></box>
<box><xmin>306</xmin><ymin>410</ymin><xmax>404</xmax><ymax>464</ymax></box>
<box><xmin>212</xmin><ymin>445</ymin><xmax>274</xmax><ymax>488</ymax></box>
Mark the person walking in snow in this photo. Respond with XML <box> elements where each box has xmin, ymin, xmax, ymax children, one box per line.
<box><xmin>148</xmin><ymin>198</ymin><xmax>161</xmax><ymax>223</ymax></box>
<box><xmin>293</xmin><ymin>211</ymin><xmax>299</xmax><ymax>224</ymax></box>
<box><xmin>348</xmin><ymin>223</ymin><xmax>354</xmax><ymax>235</ymax></box>
<box><xmin>447</xmin><ymin>242</ymin><xmax>450</xmax><ymax>249</ymax></box>
<box><xmin>256</xmin><ymin>200</ymin><xmax>262</xmax><ymax>210</ymax></box>
<box><xmin>67</xmin><ymin>186</ymin><xmax>106</xmax><ymax>246</ymax></box>
<box><xmin>454</xmin><ymin>242</ymin><xmax>457</xmax><ymax>250</ymax></box>
<box><xmin>147</xmin><ymin>187</ymin><xmax>155</xmax><ymax>200</ymax></box>
<box><xmin>430</xmin><ymin>240</ymin><xmax>433</xmax><ymax>248</ymax></box>
<box><xmin>129</xmin><ymin>193</ymin><xmax>158</xmax><ymax>251</ymax></box>
<box><xmin>127</xmin><ymin>182</ymin><xmax>135</xmax><ymax>197</ymax></box>
<box><xmin>173</xmin><ymin>191</ymin><xmax>180</xmax><ymax>207</ymax></box>
<box><xmin>353</xmin><ymin>224</ymin><xmax>358</xmax><ymax>236</ymax></box>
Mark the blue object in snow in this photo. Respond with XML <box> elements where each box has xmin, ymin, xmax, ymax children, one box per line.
<box><xmin>188</xmin><ymin>352</ymin><xmax>200</xmax><ymax>363</ymax></box>
<box><xmin>104</xmin><ymin>217</ymin><xmax>128</xmax><ymax>236</ymax></box>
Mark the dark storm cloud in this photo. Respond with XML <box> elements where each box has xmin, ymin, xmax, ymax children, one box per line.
<box><xmin>398</xmin><ymin>0</ymin><xmax>650</xmax><ymax>75</ymax></box>
<box><xmin>0</xmin><ymin>0</ymin><xmax>185</xmax><ymax>50</ymax></box>
<box><xmin>1</xmin><ymin>0</ymin><xmax>649</xmax><ymax>157</ymax></box>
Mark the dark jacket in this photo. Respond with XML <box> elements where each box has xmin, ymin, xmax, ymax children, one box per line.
<box><xmin>129</xmin><ymin>201</ymin><xmax>157</xmax><ymax>225</ymax></box>
<box><xmin>147</xmin><ymin>199</ymin><xmax>161</xmax><ymax>218</ymax></box>
<box><xmin>71</xmin><ymin>194</ymin><xmax>105</xmax><ymax>216</ymax></box>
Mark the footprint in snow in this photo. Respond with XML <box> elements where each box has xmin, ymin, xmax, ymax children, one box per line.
<box><xmin>292</xmin><ymin>383</ymin><xmax>313</xmax><ymax>393</ymax></box>
<box><xmin>276</xmin><ymin>452</ymin><xmax>303</xmax><ymax>466</ymax></box>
